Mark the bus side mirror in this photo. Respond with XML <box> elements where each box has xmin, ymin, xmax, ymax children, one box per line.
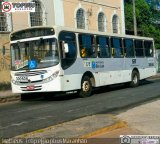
<box><xmin>64</xmin><ymin>43</ymin><xmax>69</xmax><ymax>53</ymax></box>
<box><xmin>150</xmin><ymin>49</ymin><xmax>153</xmax><ymax>55</ymax></box>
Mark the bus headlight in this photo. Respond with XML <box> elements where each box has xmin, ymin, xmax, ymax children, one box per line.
<box><xmin>52</xmin><ymin>71</ymin><xmax>59</xmax><ymax>78</ymax></box>
<box><xmin>43</xmin><ymin>71</ymin><xmax>59</xmax><ymax>83</ymax></box>
<box><xmin>12</xmin><ymin>79</ymin><xmax>19</xmax><ymax>85</ymax></box>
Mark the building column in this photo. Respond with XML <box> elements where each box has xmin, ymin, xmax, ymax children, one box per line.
<box><xmin>54</xmin><ymin>0</ymin><xmax>64</xmax><ymax>26</ymax></box>
<box><xmin>120</xmin><ymin>0</ymin><xmax>125</xmax><ymax>34</ymax></box>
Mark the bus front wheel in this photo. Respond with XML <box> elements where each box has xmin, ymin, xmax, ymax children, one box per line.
<box><xmin>79</xmin><ymin>76</ymin><xmax>92</xmax><ymax>98</ymax></box>
<box><xmin>130</xmin><ymin>71</ymin><xmax>139</xmax><ymax>87</ymax></box>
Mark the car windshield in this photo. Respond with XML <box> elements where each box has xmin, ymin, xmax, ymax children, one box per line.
<box><xmin>11</xmin><ymin>38</ymin><xmax>59</xmax><ymax>71</ymax></box>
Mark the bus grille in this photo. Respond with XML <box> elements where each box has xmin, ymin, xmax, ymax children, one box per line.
<box><xmin>15</xmin><ymin>70</ymin><xmax>47</xmax><ymax>76</ymax></box>
<box><xmin>21</xmin><ymin>85</ymin><xmax>42</xmax><ymax>91</ymax></box>
<box><xmin>20</xmin><ymin>80</ymin><xmax>43</xmax><ymax>84</ymax></box>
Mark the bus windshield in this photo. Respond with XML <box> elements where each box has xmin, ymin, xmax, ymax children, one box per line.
<box><xmin>11</xmin><ymin>38</ymin><xmax>59</xmax><ymax>71</ymax></box>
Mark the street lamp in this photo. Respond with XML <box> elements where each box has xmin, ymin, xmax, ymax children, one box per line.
<box><xmin>133</xmin><ymin>0</ymin><xmax>137</xmax><ymax>35</ymax></box>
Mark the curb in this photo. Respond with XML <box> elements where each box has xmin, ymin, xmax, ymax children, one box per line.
<box><xmin>0</xmin><ymin>94</ymin><xmax>20</xmax><ymax>104</ymax></box>
<box><xmin>148</xmin><ymin>74</ymin><xmax>160</xmax><ymax>79</ymax></box>
<box><xmin>147</xmin><ymin>77</ymin><xmax>160</xmax><ymax>80</ymax></box>
<box><xmin>81</xmin><ymin>121</ymin><xmax>128</xmax><ymax>138</ymax></box>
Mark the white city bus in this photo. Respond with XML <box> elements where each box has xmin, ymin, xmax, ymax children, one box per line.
<box><xmin>10</xmin><ymin>26</ymin><xmax>156</xmax><ymax>97</ymax></box>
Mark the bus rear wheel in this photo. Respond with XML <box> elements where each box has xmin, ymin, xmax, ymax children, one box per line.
<box><xmin>79</xmin><ymin>76</ymin><xmax>92</xmax><ymax>98</ymax></box>
<box><xmin>130</xmin><ymin>71</ymin><xmax>139</xmax><ymax>87</ymax></box>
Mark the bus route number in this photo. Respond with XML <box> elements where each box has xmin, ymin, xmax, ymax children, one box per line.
<box><xmin>132</xmin><ymin>59</ymin><xmax>136</xmax><ymax>64</ymax></box>
<box><xmin>84</xmin><ymin>61</ymin><xmax>91</xmax><ymax>68</ymax></box>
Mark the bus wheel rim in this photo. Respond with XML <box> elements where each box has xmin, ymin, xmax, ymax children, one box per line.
<box><xmin>82</xmin><ymin>81</ymin><xmax>90</xmax><ymax>92</ymax></box>
<box><xmin>133</xmin><ymin>75</ymin><xmax>138</xmax><ymax>84</ymax></box>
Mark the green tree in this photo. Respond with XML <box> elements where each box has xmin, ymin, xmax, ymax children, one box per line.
<box><xmin>125</xmin><ymin>0</ymin><xmax>151</xmax><ymax>30</ymax></box>
<box><xmin>124</xmin><ymin>1</ymin><xmax>134</xmax><ymax>30</ymax></box>
<box><xmin>125</xmin><ymin>0</ymin><xmax>160</xmax><ymax>49</ymax></box>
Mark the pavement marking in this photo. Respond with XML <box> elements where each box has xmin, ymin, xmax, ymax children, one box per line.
<box><xmin>12</xmin><ymin>122</ymin><xmax>28</xmax><ymax>126</ymax></box>
<box><xmin>81</xmin><ymin>120</ymin><xmax>128</xmax><ymax>138</ymax></box>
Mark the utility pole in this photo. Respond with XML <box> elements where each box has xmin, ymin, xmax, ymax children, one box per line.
<box><xmin>133</xmin><ymin>0</ymin><xmax>137</xmax><ymax>35</ymax></box>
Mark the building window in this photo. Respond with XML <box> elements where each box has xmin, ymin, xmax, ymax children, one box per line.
<box><xmin>76</xmin><ymin>8</ymin><xmax>85</xmax><ymax>29</ymax></box>
<box><xmin>112</xmin><ymin>15</ymin><xmax>118</xmax><ymax>33</ymax></box>
<box><xmin>98</xmin><ymin>12</ymin><xmax>105</xmax><ymax>32</ymax></box>
<box><xmin>30</xmin><ymin>0</ymin><xmax>43</xmax><ymax>26</ymax></box>
<box><xmin>0</xmin><ymin>1</ymin><xmax>7</xmax><ymax>31</ymax></box>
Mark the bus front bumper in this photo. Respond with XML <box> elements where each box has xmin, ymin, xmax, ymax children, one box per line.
<box><xmin>11</xmin><ymin>77</ymin><xmax>63</xmax><ymax>94</ymax></box>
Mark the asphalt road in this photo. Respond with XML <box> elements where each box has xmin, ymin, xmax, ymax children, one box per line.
<box><xmin>0</xmin><ymin>79</ymin><xmax>160</xmax><ymax>138</ymax></box>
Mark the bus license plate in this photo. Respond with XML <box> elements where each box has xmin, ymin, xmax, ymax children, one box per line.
<box><xmin>27</xmin><ymin>86</ymin><xmax>35</xmax><ymax>90</ymax></box>
<box><xmin>16</xmin><ymin>76</ymin><xmax>28</xmax><ymax>82</ymax></box>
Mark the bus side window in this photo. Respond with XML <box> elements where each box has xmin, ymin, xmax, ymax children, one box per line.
<box><xmin>135</xmin><ymin>40</ymin><xmax>144</xmax><ymax>57</ymax></box>
<box><xmin>124</xmin><ymin>39</ymin><xmax>134</xmax><ymax>57</ymax></box>
<box><xmin>111</xmin><ymin>37</ymin><xmax>123</xmax><ymax>58</ymax></box>
<box><xmin>144</xmin><ymin>41</ymin><xmax>153</xmax><ymax>57</ymax></box>
<box><xmin>96</xmin><ymin>36</ymin><xmax>110</xmax><ymax>58</ymax></box>
<box><xmin>59</xmin><ymin>32</ymin><xmax>77</xmax><ymax>69</ymax></box>
<box><xmin>79</xmin><ymin>34</ymin><xmax>97</xmax><ymax>58</ymax></box>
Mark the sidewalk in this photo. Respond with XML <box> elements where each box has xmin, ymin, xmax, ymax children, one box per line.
<box><xmin>15</xmin><ymin>114</ymin><xmax>127</xmax><ymax>138</ymax></box>
<box><xmin>85</xmin><ymin>100</ymin><xmax>160</xmax><ymax>143</ymax></box>
<box><xmin>148</xmin><ymin>72</ymin><xmax>160</xmax><ymax>80</ymax></box>
<box><xmin>0</xmin><ymin>90</ymin><xmax>20</xmax><ymax>103</ymax></box>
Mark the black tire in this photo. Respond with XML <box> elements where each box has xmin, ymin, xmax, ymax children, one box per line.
<box><xmin>43</xmin><ymin>95</ymin><xmax>53</xmax><ymax>100</ymax></box>
<box><xmin>130</xmin><ymin>71</ymin><xmax>139</xmax><ymax>87</ymax></box>
<box><xmin>21</xmin><ymin>93</ymin><xmax>29</xmax><ymax>101</ymax></box>
<box><xmin>43</xmin><ymin>93</ymin><xmax>57</xmax><ymax>100</ymax></box>
<box><xmin>21</xmin><ymin>93</ymin><xmax>35</xmax><ymax>101</ymax></box>
<box><xmin>79</xmin><ymin>76</ymin><xmax>92</xmax><ymax>98</ymax></box>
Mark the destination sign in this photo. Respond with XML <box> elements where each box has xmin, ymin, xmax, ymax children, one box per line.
<box><xmin>11</xmin><ymin>28</ymin><xmax>54</xmax><ymax>41</ymax></box>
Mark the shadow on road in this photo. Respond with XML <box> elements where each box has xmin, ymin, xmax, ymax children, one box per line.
<box><xmin>93</xmin><ymin>79</ymin><xmax>153</xmax><ymax>94</ymax></box>
<box><xmin>20</xmin><ymin>79</ymin><xmax>154</xmax><ymax>102</ymax></box>
<box><xmin>21</xmin><ymin>92</ymin><xmax>79</xmax><ymax>102</ymax></box>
